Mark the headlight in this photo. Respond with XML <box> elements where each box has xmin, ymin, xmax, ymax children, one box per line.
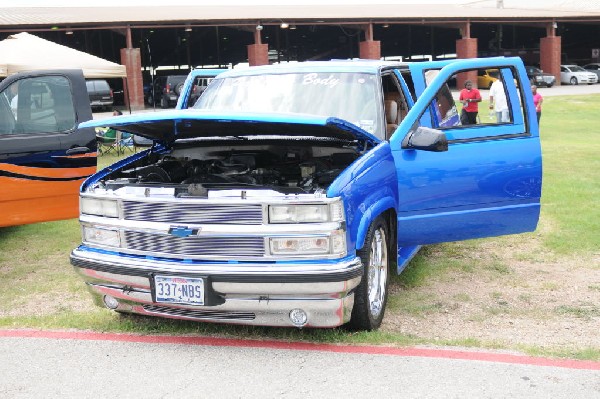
<box><xmin>270</xmin><ymin>236</ymin><xmax>330</xmax><ymax>255</ymax></box>
<box><xmin>268</xmin><ymin>201</ymin><xmax>345</xmax><ymax>224</ymax></box>
<box><xmin>269</xmin><ymin>230</ymin><xmax>347</xmax><ymax>256</ymax></box>
<box><xmin>83</xmin><ymin>227</ymin><xmax>121</xmax><ymax>247</ymax></box>
<box><xmin>81</xmin><ymin>197</ymin><xmax>118</xmax><ymax>218</ymax></box>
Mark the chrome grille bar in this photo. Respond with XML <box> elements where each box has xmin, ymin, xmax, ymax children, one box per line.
<box><xmin>123</xmin><ymin>231</ymin><xmax>265</xmax><ymax>257</ymax></box>
<box><xmin>122</xmin><ymin>201</ymin><xmax>263</xmax><ymax>225</ymax></box>
<box><xmin>143</xmin><ymin>305</ymin><xmax>256</xmax><ymax>320</ymax></box>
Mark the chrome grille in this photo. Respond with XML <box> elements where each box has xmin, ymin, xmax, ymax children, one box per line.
<box><xmin>123</xmin><ymin>231</ymin><xmax>265</xmax><ymax>257</ymax></box>
<box><xmin>143</xmin><ymin>305</ymin><xmax>255</xmax><ymax>321</ymax></box>
<box><xmin>122</xmin><ymin>201</ymin><xmax>263</xmax><ymax>225</ymax></box>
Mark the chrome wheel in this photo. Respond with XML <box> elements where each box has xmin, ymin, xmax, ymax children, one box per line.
<box><xmin>367</xmin><ymin>227</ymin><xmax>388</xmax><ymax>318</ymax></box>
<box><xmin>348</xmin><ymin>216</ymin><xmax>390</xmax><ymax>331</ymax></box>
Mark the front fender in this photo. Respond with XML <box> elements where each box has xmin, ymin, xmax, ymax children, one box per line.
<box><xmin>327</xmin><ymin>142</ymin><xmax>398</xmax><ymax>253</ymax></box>
<box><xmin>355</xmin><ymin>197</ymin><xmax>396</xmax><ymax>250</ymax></box>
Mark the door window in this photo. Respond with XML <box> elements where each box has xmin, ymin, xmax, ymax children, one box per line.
<box><xmin>423</xmin><ymin>67</ymin><xmax>526</xmax><ymax>140</ymax></box>
<box><xmin>0</xmin><ymin>75</ymin><xmax>77</xmax><ymax>135</ymax></box>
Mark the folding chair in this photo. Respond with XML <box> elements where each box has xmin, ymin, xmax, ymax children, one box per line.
<box><xmin>118</xmin><ymin>132</ymin><xmax>135</xmax><ymax>154</ymax></box>
<box><xmin>96</xmin><ymin>127</ymin><xmax>120</xmax><ymax>155</ymax></box>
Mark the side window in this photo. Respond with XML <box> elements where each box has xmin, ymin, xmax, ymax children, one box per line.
<box><xmin>382</xmin><ymin>73</ymin><xmax>410</xmax><ymax>140</ymax></box>
<box><xmin>424</xmin><ymin>67</ymin><xmax>526</xmax><ymax>139</ymax></box>
<box><xmin>424</xmin><ymin>69</ymin><xmax>460</xmax><ymax>128</ymax></box>
<box><xmin>0</xmin><ymin>81</ymin><xmax>18</xmax><ymax>135</ymax></box>
<box><xmin>0</xmin><ymin>76</ymin><xmax>76</xmax><ymax>135</ymax></box>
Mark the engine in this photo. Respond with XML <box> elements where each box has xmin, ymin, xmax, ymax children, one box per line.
<box><xmin>99</xmin><ymin>143</ymin><xmax>359</xmax><ymax>196</ymax></box>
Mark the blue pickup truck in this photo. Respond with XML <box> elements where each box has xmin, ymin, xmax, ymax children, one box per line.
<box><xmin>70</xmin><ymin>58</ymin><xmax>542</xmax><ymax>330</ymax></box>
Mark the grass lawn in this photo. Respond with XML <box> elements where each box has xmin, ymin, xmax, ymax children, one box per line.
<box><xmin>537</xmin><ymin>95</ymin><xmax>600</xmax><ymax>253</ymax></box>
<box><xmin>0</xmin><ymin>93</ymin><xmax>598</xmax><ymax>360</ymax></box>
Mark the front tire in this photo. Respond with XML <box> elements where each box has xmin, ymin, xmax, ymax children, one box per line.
<box><xmin>570</xmin><ymin>77</ymin><xmax>578</xmax><ymax>85</ymax></box>
<box><xmin>348</xmin><ymin>216</ymin><xmax>390</xmax><ymax>331</ymax></box>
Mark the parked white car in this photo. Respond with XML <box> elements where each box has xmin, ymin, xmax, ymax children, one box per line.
<box><xmin>583</xmin><ymin>63</ymin><xmax>600</xmax><ymax>80</ymax></box>
<box><xmin>560</xmin><ymin>65</ymin><xmax>598</xmax><ymax>85</ymax></box>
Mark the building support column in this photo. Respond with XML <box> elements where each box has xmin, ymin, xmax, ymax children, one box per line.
<box><xmin>540</xmin><ymin>21</ymin><xmax>561</xmax><ymax>86</ymax></box>
<box><xmin>120</xmin><ymin>25</ymin><xmax>144</xmax><ymax>111</ymax></box>
<box><xmin>247</xmin><ymin>29</ymin><xmax>269</xmax><ymax>66</ymax></box>
<box><xmin>455</xmin><ymin>21</ymin><xmax>478</xmax><ymax>89</ymax></box>
<box><xmin>359</xmin><ymin>23</ymin><xmax>381</xmax><ymax>60</ymax></box>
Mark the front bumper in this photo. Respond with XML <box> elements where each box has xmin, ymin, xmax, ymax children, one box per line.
<box><xmin>90</xmin><ymin>99</ymin><xmax>114</xmax><ymax>107</ymax></box>
<box><xmin>70</xmin><ymin>248</ymin><xmax>363</xmax><ymax>328</ymax></box>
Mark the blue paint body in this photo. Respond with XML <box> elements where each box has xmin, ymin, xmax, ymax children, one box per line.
<box><xmin>80</xmin><ymin>57</ymin><xmax>541</xmax><ymax>274</ymax></box>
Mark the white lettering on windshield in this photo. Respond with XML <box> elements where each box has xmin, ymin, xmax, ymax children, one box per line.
<box><xmin>302</xmin><ymin>73</ymin><xmax>340</xmax><ymax>88</ymax></box>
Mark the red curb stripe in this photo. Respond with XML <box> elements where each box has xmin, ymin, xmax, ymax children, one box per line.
<box><xmin>1</xmin><ymin>329</ymin><xmax>598</xmax><ymax>371</ymax></box>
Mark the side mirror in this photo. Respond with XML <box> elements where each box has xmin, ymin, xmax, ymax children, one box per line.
<box><xmin>401</xmin><ymin>126</ymin><xmax>448</xmax><ymax>152</ymax></box>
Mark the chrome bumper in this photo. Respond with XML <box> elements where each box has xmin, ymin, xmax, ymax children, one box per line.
<box><xmin>70</xmin><ymin>248</ymin><xmax>363</xmax><ymax>328</ymax></box>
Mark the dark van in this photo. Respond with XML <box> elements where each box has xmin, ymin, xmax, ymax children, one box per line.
<box><xmin>86</xmin><ymin>79</ymin><xmax>113</xmax><ymax>111</ymax></box>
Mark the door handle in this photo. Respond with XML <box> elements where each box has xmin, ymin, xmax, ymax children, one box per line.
<box><xmin>66</xmin><ymin>146</ymin><xmax>91</xmax><ymax>156</ymax></box>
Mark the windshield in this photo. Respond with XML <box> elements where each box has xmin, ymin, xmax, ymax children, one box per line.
<box><xmin>569</xmin><ymin>66</ymin><xmax>586</xmax><ymax>72</ymax></box>
<box><xmin>193</xmin><ymin>72</ymin><xmax>382</xmax><ymax>137</ymax></box>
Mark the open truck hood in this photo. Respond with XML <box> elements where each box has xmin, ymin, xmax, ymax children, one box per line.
<box><xmin>80</xmin><ymin>110</ymin><xmax>381</xmax><ymax>147</ymax></box>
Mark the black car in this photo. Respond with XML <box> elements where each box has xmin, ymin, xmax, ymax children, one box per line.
<box><xmin>85</xmin><ymin>79</ymin><xmax>113</xmax><ymax>110</ymax></box>
<box><xmin>525</xmin><ymin>66</ymin><xmax>555</xmax><ymax>88</ymax></box>
<box><xmin>145</xmin><ymin>75</ymin><xmax>187</xmax><ymax>108</ymax></box>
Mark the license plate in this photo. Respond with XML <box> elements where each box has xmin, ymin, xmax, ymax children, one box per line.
<box><xmin>154</xmin><ymin>275</ymin><xmax>204</xmax><ymax>305</ymax></box>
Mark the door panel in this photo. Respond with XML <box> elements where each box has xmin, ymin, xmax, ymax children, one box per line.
<box><xmin>0</xmin><ymin>69</ymin><xmax>95</xmax><ymax>227</ymax></box>
<box><xmin>391</xmin><ymin>58</ymin><xmax>542</xmax><ymax>245</ymax></box>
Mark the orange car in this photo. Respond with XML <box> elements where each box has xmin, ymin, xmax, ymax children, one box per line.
<box><xmin>477</xmin><ymin>68</ymin><xmax>500</xmax><ymax>89</ymax></box>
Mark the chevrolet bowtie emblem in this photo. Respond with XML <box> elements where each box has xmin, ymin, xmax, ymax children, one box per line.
<box><xmin>168</xmin><ymin>226</ymin><xmax>200</xmax><ymax>238</ymax></box>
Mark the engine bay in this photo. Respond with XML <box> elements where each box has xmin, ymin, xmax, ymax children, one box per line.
<box><xmin>94</xmin><ymin>140</ymin><xmax>361</xmax><ymax>196</ymax></box>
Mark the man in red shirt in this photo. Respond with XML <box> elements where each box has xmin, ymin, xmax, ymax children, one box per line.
<box><xmin>459</xmin><ymin>80</ymin><xmax>482</xmax><ymax>125</ymax></box>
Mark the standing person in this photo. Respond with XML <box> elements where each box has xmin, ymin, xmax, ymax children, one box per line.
<box><xmin>531</xmin><ymin>85</ymin><xmax>543</xmax><ymax>123</ymax></box>
<box><xmin>489</xmin><ymin>79</ymin><xmax>509</xmax><ymax>123</ymax></box>
<box><xmin>459</xmin><ymin>80</ymin><xmax>482</xmax><ymax>125</ymax></box>
<box><xmin>8</xmin><ymin>82</ymin><xmax>19</xmax><ymax>118</ymax></box>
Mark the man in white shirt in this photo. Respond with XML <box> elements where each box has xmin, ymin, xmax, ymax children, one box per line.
<box><xmin>489</xmin><ymin>79</ymin><xmax>509</xmax><ymax>123</ymax></box>
<box><xmin>8</xmin><ymin>83</ymin><xmax>18</xmax><ymax>118</ymax></box>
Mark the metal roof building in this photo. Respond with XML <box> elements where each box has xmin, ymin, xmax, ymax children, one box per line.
<box><xmin>1</xmin><ymin>1</ymin><xmax>598</xmax><ymax>108</ymax></box>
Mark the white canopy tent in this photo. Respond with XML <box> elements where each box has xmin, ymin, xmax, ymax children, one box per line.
<box><xmin>0</xmin><ymin>32</ymin><xmax>126</xmax><ymax>78</ymax></box>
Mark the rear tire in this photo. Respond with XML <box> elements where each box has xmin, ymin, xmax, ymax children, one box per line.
<box><xmin>348</xmin><ymin>216</ymin><xmax>390</xmax><ymax>331</ymax></box>
<box><xmin>160</xmin><ymin>96</ymin><xmax>169</xmax><ymax>109</ymax></box>
<box><xmin>174</xmin><ymin>83</ymin><xmax>184</xmax><ymax>95</ymax></box>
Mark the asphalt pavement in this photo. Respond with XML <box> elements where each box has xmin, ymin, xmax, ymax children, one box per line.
<box><xmin>0</xmin><ymin>330</ymin><xmax>598</xmax><ymax>398</ymax></box>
